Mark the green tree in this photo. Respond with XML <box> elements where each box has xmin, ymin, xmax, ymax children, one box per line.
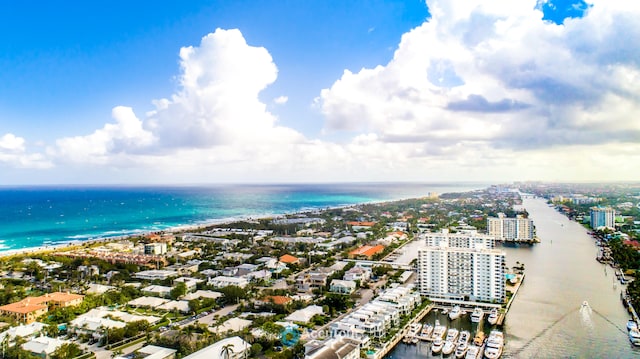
<box><xmin>219</xmin><ymin>285</ymin><xmax>247</xmax><ymax>305</ymax></box>
<box><xmin>51</xmin><ymin>343</ymin><xmax>82</xmax><ymax>359</ymax></box>
<box><xmin>220</xmin><ymin>343</ymin><xmax>235</xmax><ymax>359</ymax></box>
<box><xmin>170</xmin><ymin>282</ymin><xmax>187</xmax><ymax>300</ymax></box>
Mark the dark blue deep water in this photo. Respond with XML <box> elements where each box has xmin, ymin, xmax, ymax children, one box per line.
<box><xmin>0</xmin><ymin>183</ymin><xmax>485</xmax><ymax>252</ymax></box>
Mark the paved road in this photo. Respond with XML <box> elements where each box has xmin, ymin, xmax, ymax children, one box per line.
<box><xmin>184</xmin><ymin>304</ymin><xmax>240</xmax><ymax>327</ymax></box>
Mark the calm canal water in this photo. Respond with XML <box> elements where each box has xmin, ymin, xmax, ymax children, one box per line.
<box><xmin>386</xmin><ymin>196</ymin><xmax>640</xmax><ymax>358</ymax></box>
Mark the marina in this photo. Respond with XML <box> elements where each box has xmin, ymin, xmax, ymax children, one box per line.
<box><xmin>386</xmin><ymin>196</ymin><xmax>640</xmax><ymax>358</ymax></box>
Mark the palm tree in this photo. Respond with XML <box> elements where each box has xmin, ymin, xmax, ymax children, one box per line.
<box><xmin>220</xmin><ymin>343</ymin><xmax>235</xmax><ymax>359</ymax></box>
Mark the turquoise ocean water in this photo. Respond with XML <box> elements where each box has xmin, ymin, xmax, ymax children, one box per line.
<box><xmin>0</xmin><ymin>183</ymin><xmax>487</xmax><ymax>252</ymax></box>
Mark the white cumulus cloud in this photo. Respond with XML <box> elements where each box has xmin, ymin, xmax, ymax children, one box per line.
<box><xmin>0</xmin><ymin>133</ymin><xmax>52</xmax><ymax>169</ymax></box>
<box><xmin>274</xmin><ymin>95</ymin><xmax>289</xmax><ymax>105</ymax></box>
<box><xmin>318</xmin><ymin>0</ymin><xmax>640</xmax><ymax>168</ymax></box>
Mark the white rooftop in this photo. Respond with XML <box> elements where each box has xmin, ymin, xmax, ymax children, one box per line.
<box><xmin>182</xmin><ymin>336</ymin><xmax>249</xmax><ymax>359</ymax></box>
<box><xmin>128</xmin><ymin>296</ymin><xmax>169</xmax><ymax>308</ymax></box>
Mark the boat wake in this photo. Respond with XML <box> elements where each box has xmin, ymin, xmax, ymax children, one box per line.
<box><xmin>580</xmin><ymin>302</ymin><xmax>594</xmax><ymax>329</ymax></box>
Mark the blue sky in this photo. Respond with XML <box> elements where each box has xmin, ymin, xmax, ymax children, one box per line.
<box><xmin>0</xmin><ymin>1</ymin><xmax>427</xmax><ymax>140</ymax></box>
<box><xmin>1</xmin><ymin>0</ymin><xmax>638</xmax><ymax>184</ymax></box>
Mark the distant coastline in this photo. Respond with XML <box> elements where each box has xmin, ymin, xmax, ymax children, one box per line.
<box><xmin>0</xmin><ymin>182</ymin><xmax>490</xmax><ymax>253</ymax></box>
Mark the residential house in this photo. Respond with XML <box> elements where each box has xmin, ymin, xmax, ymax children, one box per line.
<box><xmin>208</xmin><ymin>276</ymin><xmax>249</xmax><ymax>289</ymax></box>
<box><xmin>0</xmin><ymin>292</ymin><xmax>84</xmax><ymax>324</ymax></box>
<box><xmin>343</xmin><ymin>266</ymin><xmax>371</xmax><ymax>283</ymax></box>
<box><xmin>173</xmin><ymin>277</ymin><xmax>203</xmax><ymax>293</ymax></box>
<box><xmin>279</xmin><ymin>254</ymin><xmax>300</xmax><ymax>265</ymax></box>
<box><xmin>330</xmin><ymin>280</ymin><xmax>357</xmax><ymax>294</ymax></box>
<box><xmin>348</xmin><ymin>245</ymin><xmax>385</xmax><ymax>259</ymax></box>
<box><xmin>182</xmin><ymin>336</ymin><xmax>249</xmax><ymax>359</ymax></box>
<box><xmin>304</xmin><ymin>337</ymin><xmax>361</xmax><ymax>359</ymax></box>
<box><xmin>142</xmin><ymin>285</ymin><xmax>172</xmax><ymax>298</ymax></box>
<box><xmin>22</xmin><ymin>336</ymin><xmax>69</xmax><ymax>359</ymax></box>
<box><xmin>285</xmin><ymin>305</ymin><xmax>324</xmax><ymax>324</ymax></box>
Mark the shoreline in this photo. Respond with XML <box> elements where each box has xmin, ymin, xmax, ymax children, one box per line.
<box><xmin>0</xmin><ymin>190</ymin><xmax>471</xmax><ymax>259</ymax></box>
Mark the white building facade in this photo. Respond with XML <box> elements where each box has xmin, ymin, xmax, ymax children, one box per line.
<box><xmin>417</xmin><ymin>233</ymin><xmax>505</xmax><ymax>304</ymax></box>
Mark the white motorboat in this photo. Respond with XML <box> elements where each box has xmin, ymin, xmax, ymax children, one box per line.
<box><xmin>465</xmin><ymin>345</ymin><xmax>480</xmax><ymax>359</ymax></box>
<box><xmin>431</xmin><ymin>320</ymin><xmax>447</xmax><ymax>340</ymax></box>
<box><xmin>487</xmin><ymin>308</ymin><xmax>499</xmax><ymax>325</ymax></box>
<box><xmin>582</xmin><ymin>300</ymin><xmax>589</xmax><ymax>308</ymax></box>
<box><xmin>629</xmin><ymin>327</ymin><xmax>640</xmax><ymax>346</ymax></box>
<box><xmin>471</xmin><ymin>307</ymin><xmax>484</xmax><ymax>323</ymax></box>
<box><xmin>484</xmin><ymin>330</ymin><xmax>504</xmax><ymax>359</ymax></box>
<box><xmin>432</xmin><ymin>337</ymin><xmax>444</xmax><ymax>353</ymax></box>
<box><xmin>449</xmin><ymin>305</ymin><xmax>463</xmax><ymax>320</ymax></box>
<box><xmin>421</xmin><ymin>323</ymin><xmax>434</xmax><ymax>339</ymax></box>
<box><xmin>628</xmin><ymin>320</ymin><xmax>638</xmax><ymax>332</ymax></box>
<box><xmin>442</xmin><ymin>308</ymin><xmax>449</xmax><ymax>315</ymax></box>
<box><xmin>458</xmin><ymin>330</ymin><xmax>471</xmax><ymax>345</ymax></box>
<box><xmin>446</xmin><ymin>328</ymin><xmax>460</xmax><ymax>342</ymax></box>
<box><xmin>442</xmin><ymin>339</ymin><xmax>457</xmax><ymax>355</ymax></box>
<box><xmin>455</xmin><ymin>342</ymin><xmax>469</xmax><ymax>358</ymax></box>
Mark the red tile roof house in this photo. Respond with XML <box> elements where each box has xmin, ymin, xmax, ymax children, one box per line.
<box><xmin>279</xmin><ymin>254</ymin><xmax>300</xmax><ymax>265</ymax></box>
<box><xmin>348</xmin><ymin>244</ymin><xmax>385</xmax><ymax>259</ymax></box>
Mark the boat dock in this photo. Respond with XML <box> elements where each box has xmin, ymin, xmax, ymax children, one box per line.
<box><xmin>368</xmin><ymin>303</ymin><xmax>434</xmax><ymax>359</ymax></box>
<box><xmin>499</xmin><ymin>273</ymin><xmax>526</xmax><ymax>325</ymax></box>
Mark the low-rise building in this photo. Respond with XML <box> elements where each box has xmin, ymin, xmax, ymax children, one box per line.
<box><xmin>0</xmin><ymin>322</ymin><xmax>47</xmax><ymax>344</ymax></box>
<box><xmin>144</xmin><ymin>242</ymin><xmax>168</xmax><ymax>255</ymax></box>
<box><xmin>343</xmin><ymin>266</ymin><xmax>371</xmax><ymax>282</ymax></box>
<box><xmin>22</xmin><ymin>336</ymin><xmax>69</xmax><ymax>359</ymax></box>
<box><xmin>142</xmin><ymin>285</ymin><xmax>172</xmax><ymax>298</ymax></box>
<box><xmin>330</xmin><ymin>279</ymin><xmax>357</xmax><ymax>294</ymax></box>
<box><xmin>173</xmin><ymin>277</ymin><xmax>203</xmax><ymax>292</ymax></box>
<box><xmin>208</xmin><ymin>276</ymin><xmax>249</xmax><ymax>289</ymax></box>
<box><xmin>0</xmin><ymin>292</ymin><xmax>84</xmax><ymax>323</ymax></box>
<box><xmin>134</xmin><ymin>270</ymin><xmax>179</xmax><ymax>281</ymax></box>
<box><xmin>279</xmin><ymin>254</ymin><xmax>300</xmax><ymax>265</ymax></box>
<box><xmin>348</xmin><ymin>245</ymin><xmax>385</xmax><ymax>259</ymax></box>
<box><xmin>285</xmin><ymin>305</ymin><xmax>324</xmax><ymax>324</ymax></box>
<box><xmin>114</xmin><ymin>345</ymin><xmax>176</xmax><ymax>359</ymax></box>
<box><xmin>182</xmin><ymin>336</ymin><xmax>249</xmax><ymax>359</ymax></box>
<box><xmin>304</xmin><ymin>337</ymin><xmax>361</xmax><ymax>359</ymax></box>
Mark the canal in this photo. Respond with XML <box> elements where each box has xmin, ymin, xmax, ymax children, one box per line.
<box><xmin>385</xmin><ymin>196</ymin><xmax>640</xmax><ymax>358</ymax></box>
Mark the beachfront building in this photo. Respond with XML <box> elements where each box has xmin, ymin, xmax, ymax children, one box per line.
<box><xmin>487</xmin><ymin>213</ymin><xmax>535</xmax><ymax>242</ymax></box>
<box><xmin>417</xmin><ymin>235</ymin><xmax>506</xmax><ymax>304</ymax></box>
<box><xmin>590</xmin><ymin>206</ymin><xmax>616</xmax><ymax>230</ymax></box>
<box><xmin>0</xmin><ymin>292</ymin><xmax>84</xmax><ymax>323</ymax></box>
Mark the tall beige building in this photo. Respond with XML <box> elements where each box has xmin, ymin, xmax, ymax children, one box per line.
<box><xmin>487</xmin><ymin>213</ymin><xmax>535</xmax><ymax>242</ymax></box>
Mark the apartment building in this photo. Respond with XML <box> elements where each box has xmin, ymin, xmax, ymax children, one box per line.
<box><xmin>417</xmin><ymin>233</ymin><xmax>505</xmax><ymax>304</ymax></box>
<box><xmin>487</xmin><ymin>213</ymin><xmax>535</xmax><ymax>242</ymax></box>
<box><xmin>590</xmin><ymin>206</ymin><xmax>616</xmax><ymax>230</ymax></box>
